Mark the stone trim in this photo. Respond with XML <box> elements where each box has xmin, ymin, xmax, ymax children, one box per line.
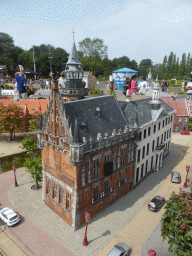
<box><xmin>45</xmin><ymin>170</ymin><xmax>73</xmax><ymax>193</ymax></box>
<box><xmin>93</xmin><ymin>154</ymin><xmax>101</xmax><ymax>161</ymax></box>
<box><xmin>104</xmin><ymin>150</ymin><xmax>111</xmax><ymax>156</ymax></box>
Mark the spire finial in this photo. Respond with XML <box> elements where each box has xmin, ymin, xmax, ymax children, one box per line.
<box><xmin>73</xmin><ymin>28</ymin><xmax>74</xmax><ymax>42</ymax></box>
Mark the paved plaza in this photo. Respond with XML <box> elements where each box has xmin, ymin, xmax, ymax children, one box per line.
<box><xmin>0</xmin><ymin>133</ymin><xmax>191</xmax><ymax>255</ymax></box>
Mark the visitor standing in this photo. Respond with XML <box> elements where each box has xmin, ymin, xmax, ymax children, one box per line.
<box><xmin>185</xmin><ymin>75</ymin><xmax>192</xmax><ymax>95</ymax></box>
<box><xmin>129</xmin><ymin>75</ymin><xmax>138</xmax><ymax>95</ymax></box>
<box><xmin>138</xmin><ymin>76</ymin><xmax>148</xmax><ymax>92</ymax></box>
<box><xmin>58</xmin><ymin>72</ymin><xmax>66</xmax><ymax>89</ymax></box>
<box><xmin>123</xmin><ymin>77</ymin><xmax>130</xmax><ymax>95</ymax></box>
<box><xmin>15</xmin><ymin>71</ymin><xmax>28</xmax><ymax>99</ymax></box>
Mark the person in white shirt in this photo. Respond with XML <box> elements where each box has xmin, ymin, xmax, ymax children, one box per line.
<box><xmin>58</xmin><ymin>72</ymin><xmax>66</xmax><ymax>89</ymax></box>
<box><xmin>185</xmin><ymin>75</ymin><xmax>192</xmax><ymax>95</ymax></box>
<box><xmin>138</xmin><ymin>76</ymin><xmax>148</xmax><ymax>92</ymax></box>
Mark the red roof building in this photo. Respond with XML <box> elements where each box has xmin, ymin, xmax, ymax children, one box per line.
<box><xmin>161</xmin><ymin>97</ymin><xmax>189</xmax><ymax>132</ymax></box>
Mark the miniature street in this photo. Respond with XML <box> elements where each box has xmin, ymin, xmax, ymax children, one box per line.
<box><xmin>0</xmin><ymin>133</ymin><xmax>191</xmax><ymax>256</ymax></box>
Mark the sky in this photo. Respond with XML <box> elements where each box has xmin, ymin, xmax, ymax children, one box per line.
<box><xmin>1</xmin><ymin>0</ymin><xmax>192</xmax><ymax>65</ymax></box>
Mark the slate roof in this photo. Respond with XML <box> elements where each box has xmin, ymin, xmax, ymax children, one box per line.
<box><xmin>118</xmin><ymin>98</ymin><xmax>174</xmax><ymax>127</ymax></box>
<box><xmin>161</xmin><ymin>97</ymin><xmax>189</xmax><ymax>116</ymax></box>
<box><xmin>63</xmin><ymin>95</ymin><xmax>128</xmax><ymax>142</ymax></box>
<box><xmin>34</xmin><ymin>90</ymin><xmax>51</xmax><ymax>96</ymax></box>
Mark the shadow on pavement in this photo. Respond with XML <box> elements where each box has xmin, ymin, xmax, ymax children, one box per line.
<box><xmin>89</xmin><ymin>142</ymin><xmax>189</xmax><ymax>225</ymax></box>
<box><xmin>88</xmin><ymin>230</ymin><xmax>111</xmax><ymax>244</ymax></box>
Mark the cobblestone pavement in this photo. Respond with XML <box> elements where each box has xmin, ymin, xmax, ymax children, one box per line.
<box><xmin>7</xmin><ymin>134</ymin><xmax>191</xmax><ymax>256</ymax></box>
<box><xmin>0</xmin><ymin>168</ymin><xmax>74</xmax><ymax>256</ymax></box>
<box><xmin>96</xmin><ymin>134</ymin><xmax>192</xmax><ymax>256</ymax></box>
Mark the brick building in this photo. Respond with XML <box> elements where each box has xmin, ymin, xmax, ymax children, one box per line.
<box><xmin>0</xmin><ymin>99</ymin><xmax>49</xmax><ymax>132</ymax></box>
<box><xmin>37</xmin><ymin>42</ymin><xmax>139</xmax><ymax>230</ymax></box>
<box><xmin>161</xmin><ymin>97</ymin><xmax>189</xmax><ymax>132</ymax></box>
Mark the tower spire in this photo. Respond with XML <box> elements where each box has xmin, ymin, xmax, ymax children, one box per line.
<box><xmin>73</xmin><ymin>28</ymin><xmax>74</xmax><ymax>42</ymax></box>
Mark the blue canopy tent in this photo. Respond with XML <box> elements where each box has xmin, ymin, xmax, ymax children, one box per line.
<box><xmin>112</xmin><ymin>67</ymin><xmax>138</xmax><ymax>91</ymax></box>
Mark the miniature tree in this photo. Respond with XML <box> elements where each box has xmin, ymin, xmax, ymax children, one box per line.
<box><xmin>161</xmin><ymin>191</ymin><xmax>192</xmax><ymax>255</ymax></box>
<box><xmin>0</xmin><ymin>103</ymin><xmax>25</xmax><ymax>141</ymax></box>
<box><xmin>24</xmin><ymin>156</ymin><xmax>42</xmax><ymax>189</ymax></box>
<box><xmin>21</xmin><ymin>136</ymin><xmax>38</xmax><ymax>157</ymax></box>
<box><xmin>28</xmin><ymin>112</ymin><xmax>44</xmax><ymax>133</ymax></box>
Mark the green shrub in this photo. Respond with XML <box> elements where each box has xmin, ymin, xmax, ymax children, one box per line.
<box><xmin>4</xmin><ymin>84</ymin><xmax>9</xmax><ymax>89</ymax></box>
<box><xmin>107</xmin><ymin>90</ymin><xmax>116</xmax><ymax>97</ymax></box>
<box><xmin>177</xmin><ymin>91</ymin><xmax>186</xmax><ymax>94</ymax></box>
<box><xmin>90</xmin><ymin>90</ymin><xmax>93</xmax><ymax>94</ymax></box>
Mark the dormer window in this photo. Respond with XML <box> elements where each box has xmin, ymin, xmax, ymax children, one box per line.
<box><xmin>96</xmin><ymin>107</ymin><xmax>101</xmax><ymax>117</ymax></box>
<box><xmin>81</xmin><ymin>120</ymin><xmax>88</xmax><ymax>132</ymax></box>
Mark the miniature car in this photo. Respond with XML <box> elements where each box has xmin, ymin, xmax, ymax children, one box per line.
<box><xmin>108</xmin><ymin>242</ymin><xmax>131</xmax><ymax>256</ymax></box>
<box><xmin>171</xmin><ymin>171</ymin><xmax>181</xmax><ymax>183</ymax></box>
<box><xmin>148</xmin><ymin>196</ymin><xmax>165</xmax><ymax>212</ymax></box>
<box><xmin>0</xmin><ymin>207</ymin><xmax>20</xmax><ymax>226</ymax></box>
<box><xmin>180</xmin><ymin>131</ymin><xmax>190</xmax><ymax>135</ymax></box>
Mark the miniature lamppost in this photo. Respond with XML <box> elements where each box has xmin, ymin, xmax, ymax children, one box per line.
<box><xmin>183</xmin><ymin>165</ymin><xmax>190</xmax><ymax>188</ymax></box>
<box><xmin>12</xmin><ymin>165</ymin><xmax>18</xmax><ymax>187</ymax></box>
<box><xmin>148</xmin><ymin>249</ymin><xmax>156</xmax><ymax>256</ymax></box>
<box><xmin>83</xmin><ymin>212</ymin><xmax>91</xmax><ymax>246</ymax></box>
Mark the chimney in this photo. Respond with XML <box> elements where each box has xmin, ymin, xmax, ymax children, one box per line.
<box><xmin>52</xmin><ymin>80</ymin><xmax>58</xmax><ymax>137</ymax></box>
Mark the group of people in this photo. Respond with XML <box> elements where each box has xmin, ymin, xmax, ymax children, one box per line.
<box><xmin>123</xmin><ymin>75</ymin><xmax>149</xmax><ymax>96</ymax></box>
<box><xmin>160</xmin><ymin>78</ymin><xmax>169</xmax><ymax>92</ymax></box>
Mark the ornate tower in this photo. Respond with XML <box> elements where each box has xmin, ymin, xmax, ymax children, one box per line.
<box><xmin>150</xmin><ymin>82</ymin><xmax>161</xmax><ymax>110</ymax></box>
<box><xmin>59</xmin><ymin>41</ymin><xmax>88</xmax><ymax>102</ymax></box>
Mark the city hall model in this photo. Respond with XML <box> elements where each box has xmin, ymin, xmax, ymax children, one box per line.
<box><xmin>37</xmin><ymin>41</ymin><xmax>174</xmax><ymax>230</ymax></box>
<box><xmin>37</xmin><ymin>41</ymin><xmax>139</xmax><ymax>230</ymax></box>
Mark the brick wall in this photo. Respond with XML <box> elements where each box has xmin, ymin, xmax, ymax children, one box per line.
<box><xmin>173</xmin><ymin>115</ymin><xmax>189</xmax><ymax>132</ymax></box>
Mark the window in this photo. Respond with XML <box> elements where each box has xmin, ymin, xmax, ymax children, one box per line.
<box><xmin>104</xmin><ymin>153</ymin><xmax>110</xmax><ymax>164</ymax></box>
<box><xmin>185</xmin><ymin>118</ymin><xmax>188</xmax><ymax>122</ymax></box>
<box><xmin>137</xmin><ymin>149</ymin><xmax>141</xmax><ymax>163</ymax></box>
<box><xmin>121</xmin><ymin>148</ymin><xmax>126</xmax><ymax>166</ymax></box>
<box><xmin>81</xmin><ymin>173</ymin><xmax>85</xmax><ymax>187</ymax></box>
<box><xmin>46</xmin><ymin>179</ymin><xmax>50</xmax><ymax>196</ymax></box>
<box><xmin>131</xmin><ymin>150</ymin><xmax>134</xmax><ymax>161</ymax></box>
<box><xmin>141</xmin><ymin>164</ymin><xmax>144</xmax><ymax>179</ymax></box>
<box><xmin>104</xmin><ymin>180</ymin><xmax>110</xmax><ymax>195</ymax></box>
<box><xmin>53</xmin><ymin>183</ymin><xmax>57</xmax><ymax>201</ymax></box>
<box><xmin>148</xmin><ymin>127</ymin><xmax>151</xmax><ymax>136</ymax></box>
<box><xmin>152</xmin><ymin>140</ymin><xmax>155</xmax><ymax>152</ymax></box>
<box><xmin>142</xmin><ymin>146</ymin><xmax>145</xmax><ymax>159</ymax></box>
<box><xmin>88</xmin><ymin>170</ymin><xmax>91</xmax><ymax>183</ymax></box>
<box><xmin>161</xmin><ymin>134</ymin><xmax>163</xmax><ymax>144</ymax></box>
<box><xmin>93</xmin><ymin>185</ymin><xmax>99</xmax><ymax>202</ymax></box>
<box><xmin>93</xmin><ymin>158</ymin><xmax>99</xmax><ymax>180</ymax></box>
<box><xmin>66</xmin><ymin>191</ymin><xmax>71</xmax><ymax>211</ymax></box>
<box><xmin>169</xmin><ymin>128</ymin><xmax>171</xmax><ymax>138</ymax></box>
<box><xmin>164</xmin><ymin>131</ymin><xmax>166</xmax><ymax>141</ymax></box>
<box><xmin>139</xmin><ymin>132</ymin><xmax>142</xmax><ymax>141</ymax></box>
<box><xmin>167</xmin><ymin>130</ymin><xmax>169</xmax><ymax>139</ymax></box>
<box><xmin>136</xmin><ymin>167</ymin><xmax>139</xmax><ymax>183</ymax></box>
<box><xmin>145</xmin><ymin>160</ymin><xmax>148</xmax><ymax>174</ymax></box>
<box><xmin>166</xmin><ymin>118</ymin><xmax>168</xmax><ymax>125</ymax></box>
<box><xmin>59</xmin><ymin>187</ymin><xmax>63</xmax><ymax>207</ymax></box>
<box><xmin>144</xmin><ymin>129</ymin><xmax>146</xmax><ymax>139</ymax></box>
<box><xmin>153</xmin><ymin>125</ymin><xmax>156</xmax><ymax>133</ymax></box>
<box><xmin>178</xmin><ymin>117</ymin><xmax>181</xmax><ymax>122</ymax></box>
<box><xmin>147</xmin><ymin>143</ymin><xmax>149</xmax><ymax>156</ymax></box>
<box><xmin>120</xmin><ymin>170</ymin><xmax>125</xmax><ymax>185</ymax></box>
<box><xmin>163</xmin><ymin>120</ymin><xmax>165</xmax><ymax>128</ymax></box>
<box><xmin>151</xmin><ymin>156</ymin><xmax>154</xmax><ymax>170</ymax></box>
<box><xmin>168</xmin><ymin>117</ymin><xmax>170</xmax><ymax>124</ymax></box>
<box><xmin>157</xmin><ymin>137</ymin><xmax>159</xmax><ymax>147</ymax></box>
<box><xmin>117</xmin><ymin>148</ymin><xmax>120</xmax><ymax>169</ymax></box>
<box><xmin>128</xmin><ymin>151</ymin><xmax>130</xmax><ymax>163</ymax></box>
<box><xmin>171</xmin><ymin>116</ymin><xmax>173</xmax><ymax>122</ymax></box>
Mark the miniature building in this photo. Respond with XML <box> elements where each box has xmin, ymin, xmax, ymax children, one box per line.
<box><xmin>37</xmin><ymin>42</ymin><xmax>139</xmax><ymax>230</ymax></box>
<box><xmin>119</xmin><ymin>83</ymin><xmax>175</xmax><ymax>186</ymax></box>
<box><xmin>161</xmin><ymin>97</ymin><xmax>189</xmax><ymax>132</ymax></box>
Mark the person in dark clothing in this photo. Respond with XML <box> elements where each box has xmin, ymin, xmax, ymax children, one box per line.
<box><xmin>162</xmin><ymin>80</ymin><xmax>168</xmax><ymax>92</ymax></box>
<box><xmin>15</xmin><ymin>71</ymin><xmax>28</xmax><ymax>99</ymax></box>
<box><xmin>123</xmin><ymin>77</ymin><xmax>130</xmax><ymax>95</ymax></box>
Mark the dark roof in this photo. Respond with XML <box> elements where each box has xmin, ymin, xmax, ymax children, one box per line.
<box><xmin>63</xmin><ymin>95</ymin><xmax>128</xmax><ymax>142</ymax></box>
<box><xmin>118</xmin><ymin>98</ymin><xmax>174</xmax><ymax>127</ymax></box>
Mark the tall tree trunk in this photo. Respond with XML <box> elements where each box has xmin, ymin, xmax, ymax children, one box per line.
<box><xmin>36</xmin><ymin>181</ymin><xmax>39</xmax><ymax>189</ymax></box>
<box><xmin>9</xmin><ymin>131</ymin><xmax>13</xmax><ymax>141</ymax></box>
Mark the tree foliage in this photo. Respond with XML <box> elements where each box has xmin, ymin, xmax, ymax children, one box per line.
<box><xmin>28</xmin><ymin>112</ymin><xmax>42</xmax><ymax>133</ymax></box>
<box><xmin>161</xmin><ymin>191</ymin><xmax>192</xmax><ymax>255</ymax></box>
<box><xmin>0</xmin><ymin>103</ymin><xmax>25</xmax><ymax>141</ymax></box>
<box><xmin>24</xmin><ymin>156</ymin><xmax>42</xmax><ymax>188</ymax></box>
<box><xmin>21</xmin><ymin>136</ymin><xmax>38</xmax><ymax>155</ymax></box>
<box><xmin>79</xmin><ymin>38</ymin><xmax>108</xmax><ymax>59</ymax></box>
